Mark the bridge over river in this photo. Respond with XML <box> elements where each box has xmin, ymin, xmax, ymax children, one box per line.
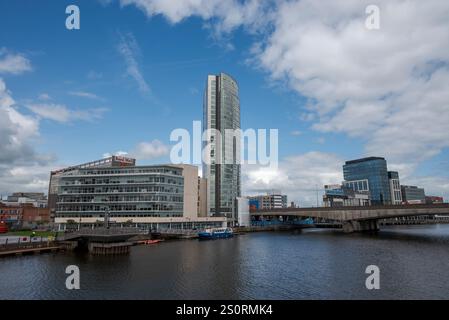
<box><xmin>251</xmin><ymin>203</ymin><xmax>449</xmax><ymax>232</ymax></box>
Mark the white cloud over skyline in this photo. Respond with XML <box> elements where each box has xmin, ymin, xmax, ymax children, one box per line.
<box><xmin>2</xmin><ymin>2</ymin><xmax>449</xmax><ymax>204</ymax></box>
<box><xmin>117</xmin><ymin>0</ymin><xmax>449</xmax><ymax>204</ymax></box>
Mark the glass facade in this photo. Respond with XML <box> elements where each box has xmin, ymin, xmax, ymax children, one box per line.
<box><xmin>343</xmin><ymin>157</ymin><xmax>391</xmax><ymax>205</ymax></box>
<box><xmin>203</xmin><ymin>73</ymin><xmax>241</xmax><ymax>220</ymax></box>
<box><xmin>55</xmin><ymin>165</ymin><xmax>184</xmax><ymax>218</ymax></box>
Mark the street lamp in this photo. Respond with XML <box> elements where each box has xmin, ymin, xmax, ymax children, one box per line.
<box><xmin>103</xmin><ymin>206</ymin><xmax>110</xmax><ymax>229</ymax></box>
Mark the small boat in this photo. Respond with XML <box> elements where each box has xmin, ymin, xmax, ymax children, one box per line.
<box><xmin>137</xmin><ymin>239</ymin><xmax>163</xmax><ymax>245</ymax></box>
<box><xmin>198</xmin><ymin>227</ymin><xmax>234</xmax><ymax>240</ymax></box>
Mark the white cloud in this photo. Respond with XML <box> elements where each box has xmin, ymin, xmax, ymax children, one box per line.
<box><xmin>252</xmin><ymin>0</ymin><xmax>449</xmax><ymax>170</ymax></box>
<box><xmin>117</xmin><ymin>32</ymin><xmax>150</xmax><ymax>94</ymax></box>
<box><xmin>0</xmin><ymin>48</ymin><xmax>32</xmax><ymax>75</ymax></box>
<box><xmin>26</xmin><ymin>103</ymin><xmax>108</xmax><ymax>123</ymax></box>
<box><xmin>243</xmin><ymin>151</ymin><xmax>343</xmax><ymax>206</ymax></box>
<box><xmin>290</xmin><ymin>130</ymin><xmax>302</xmax><ymax>136</ymax></box>
<box><xmin>102</xmin><ymin>151</ymin><xmax>129</xmax><ymax>158</ymax></box>
<box><xmin>119</xmin><ymin>0</ymin><xmax>270</xmax><ymax>34</ymax></box>
<box><xmin>118</xmin><ymin>0</ymin><xmax>449</xmax><ymax>197</ymax></box>
<box><xmin>68</xmin><ymin>91</ymin><xmax>104</xmax><ymax>101</ymax></box>
<box><xmin>131</xmin><ymin>139</ymin><xmax>169</xmax><ymax>160</ymax></box>
<box><xmin>0</xmin><ymin>78</ymin><xmax>55</xmax><ymax>195</ymax></box>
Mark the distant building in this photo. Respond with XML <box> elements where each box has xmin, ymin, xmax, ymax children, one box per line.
<box><xmin>236</xmin><ymin>197</ymin><xmax>250</xmax><ymax>227</ymax></box>
<box><xmin>248</xmin><ymin>191</ymin><xmax>288</xmax><ymax>210</ymax></box>
<box><xmin>343</xmin><ymin>157</ymin><xmax>391</xmax><ymax>205</ymax></box>
<box><xmin>0</xmin><ymin>203</ymin><xmax>22</xmax><ymax>229</ymax></box>
<box><xmin>21</xmin><ymin>204</ymin><xmax>50</xmax><ymax>228</ymax></box>
<box><xmin>388</xmin><ymin>171</ymin><xmax>402</xmax><ymax>205</ymax></box>
<box><xmin>0</xmin><ymin>203</ymin><xmax>50</xmax><ymax>229</ymax></box>
<box><xmin>323</xmin><ymin>185</ymin><xmax>370</xmax><ymax>207</ymax></box>
<box><xmin>425</xmin><ymin>196</ymin><xmax>444</xmax><ymax>204</ymax></box>
<box><xmin>401</xmin><ymin>185</ymin><xmax>426</xmax><ymax>204</ymax></box>
<box><xmin>4</xmin><ymin>192</ymin><xmax>47</xmax><ymax>208</ymax></box>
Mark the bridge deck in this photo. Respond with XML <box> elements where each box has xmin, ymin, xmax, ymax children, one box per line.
<box><xmin>252</xmin><ymin>203</ymin><xmax>449</xmax><ymax>222</ymax></box>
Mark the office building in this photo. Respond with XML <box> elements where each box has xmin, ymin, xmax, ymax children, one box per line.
<box><xmin>49</xmin><ymin>155</ymin><xmax>136</xmax><ymax>219</ymax></box>
<box><xmin>425</xmin><ymin>196</ymin><xmax>444</xmax><ymax>204</ymax></box>
<box><xmin>203</xmin><ymin>72</ymin><xmax>241</xmax><ymax>222</ymax></box>
<box><xmin>401</xmin><ymin>185</ymin><xmax>426</xmax><ymax>204</ymax></box>
<box><xmin>248</xmin><ymin>191</ymin><xmax>288</xmax><ymax>210</ymax></box>
<box><xmin>343</xmin><ymin>157</ymin><xmax>391</xmax><ymax>205</ymax></box>
<box><xmin>4</xmin><ymin>192</ymin><xmax>48</xmax><ymax>208</ymax></box>
<box><xmin>323</xmin><ymin>185</ymin><xmax>370</xmax><ymax>207</ymax></box>
<box><xmin>388</xmin><ymin>171</ymin><xmax>402</xmax><ymax>205</ymax></box>
<box><xmin>53</xmin><ymin>158</ymin><xmax>225</xmax><ymax>230</ymax></box>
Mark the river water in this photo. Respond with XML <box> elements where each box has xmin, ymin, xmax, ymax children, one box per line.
<box><xmin>1</xmin><ymin>225</ymin><xmax>449</xmax><ymax>299</ymax></box>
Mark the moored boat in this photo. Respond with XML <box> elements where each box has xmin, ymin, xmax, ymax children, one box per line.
<box><xmin>198</xmin><ymin>227</ymin><xmax>233</xmax><ymax>240</ymax></box>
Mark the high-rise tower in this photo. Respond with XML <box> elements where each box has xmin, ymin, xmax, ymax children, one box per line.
<box><xmin>203</xmin><ymin>73</ymin><xmax>241</xmax><ymax>222</ymax></box>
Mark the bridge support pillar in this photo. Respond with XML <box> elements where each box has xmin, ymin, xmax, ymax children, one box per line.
<box><xmin>342</xmin><ymin>220</ymin><xmax>379</xmax><ymax>233</ymax></box>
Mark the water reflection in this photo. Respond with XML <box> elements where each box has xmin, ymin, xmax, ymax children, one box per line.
<box><xmin>1</xmin><ymin>225</ymin><xmax>448</xmax><ymax>299</ymax></box>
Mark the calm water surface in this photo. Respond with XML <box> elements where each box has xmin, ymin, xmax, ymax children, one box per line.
<box><xmin>1</xmin><ymin>225</ymin><xmax>449</xmax><ymax>299</ymax></box>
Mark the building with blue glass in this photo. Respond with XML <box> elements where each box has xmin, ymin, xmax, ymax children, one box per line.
<box><xmin>343</xmin><ymin>157</ymin><xmax>392</xmax><ymax>205</ymax></box>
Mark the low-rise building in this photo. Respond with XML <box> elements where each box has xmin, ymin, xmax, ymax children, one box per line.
<box><xmin>0</xmin><ymin>203</ymin><xmax>49</xmax><ymax>229</ymax></box>
<box><xmin>3</xmin><ymin>192</ymin><xmax>48</xmax><ymax>208</ymax></box>
<box><xmin>248</xmin><ymin>191</ymin><xmax>288</xmax><ymax>210</ymax></box>
<box><xmin>425</xmin><ymin>196</ymin><xmax>444</xmax><ymax>204</ymax></box>
<box><xmin>401</xmin><ymin>185</ymin><xmax>426</xmax><ymax>204</ymax></box>
<box><xmin>323</xmin><ymin>185</ymin><xmax>370</xmax><ymax>207</ymax></box>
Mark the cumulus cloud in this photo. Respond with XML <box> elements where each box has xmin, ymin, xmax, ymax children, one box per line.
<box><xmin>26</xmin><ymin>103</ymin><xmax>108</xmax><ymax>123</ymax></box>
<box><xmin>243</xmin><ymin>152</ymin><xmax>343</xmax><ymax>206</ymax></box>
<box><xmin>118</xmin><ymin>0</ymin><xmax>449</xmax><ymax>201</ymax></box>
<box><xmin>252</xmin><ymin>0</ymin><xmax>449</xmax><ymax>169</ymax></box>
<box><xmin>0</xmin><ymin>78</ymin><xmax>55</xmax><ymax>195</ymax></box>
<box><xmin>0</xmin><ymin>48</ymin><xmax>32</xmax><ymax>75</ymax></box>
<box><xmin>104</xmin><ymin>140</ymin><xmax>169</xmax><ymax>161</ymax></box>
<box><xmin>119</xmin><ymin>0</ymin><xmax>271</xmax><ymax>34</ymax></box>
<box><xmin>131</xmin><ymin>139</ymin><xmax>170</xmax><ymax>160</ymax></box>
<box><xmin>102</xmin><ymin>151</ymin><xmax>129</xmax><ymax>158</ymax></box>
<box><xmin>0</xmin><ymin>79</ymin><xmax>40</xmax><ymax>165</ymax></box>
<box><xmin>117</xmin><ymin>32</ymin><xmax>150</xmax><ymax>94</ymax></box>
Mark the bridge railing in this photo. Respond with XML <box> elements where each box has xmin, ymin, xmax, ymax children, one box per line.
<box><xmin>58</xmin><ymin>227</ymin><xmax>147</xmax><ymax>240</ymax></box>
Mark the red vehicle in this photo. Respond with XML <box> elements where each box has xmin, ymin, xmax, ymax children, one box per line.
<box><xmin>0</xmin><ymin>221</ymin><xmax>8</xmax><ymax>234</ymax></box>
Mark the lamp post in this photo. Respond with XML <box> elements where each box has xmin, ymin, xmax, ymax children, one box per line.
<box><xmin>103</xmin><ymin>206</ymin><xmax>110</xmax><ymax>229</ymax></box>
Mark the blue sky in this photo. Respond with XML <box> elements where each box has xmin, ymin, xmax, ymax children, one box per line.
<box><xmin>1</xmin><ymin>0</ymin><xmax>448</xmax><ymax>204</ymax></box>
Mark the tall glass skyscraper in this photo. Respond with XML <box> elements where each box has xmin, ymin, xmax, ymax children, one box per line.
<box><xmin>343</xmin><ymin>157</ymin><xmax>391</xmax><ymax>205</ymax></box>
<box><xmin>203</xmin><ymin>73</ymin><xmax>241</xmax><ymax>221</ymax></box>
